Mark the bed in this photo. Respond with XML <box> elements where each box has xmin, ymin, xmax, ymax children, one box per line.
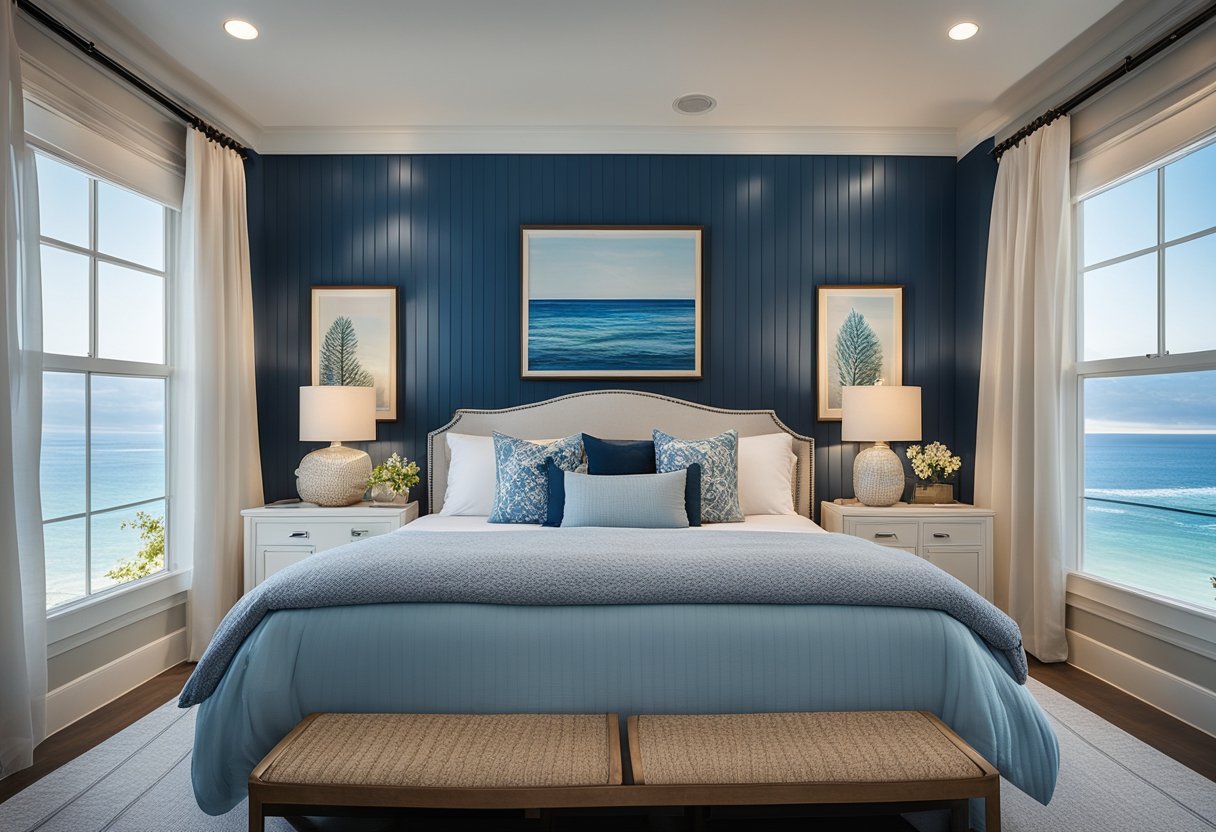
<box><xmin>183</xmin><ymin>391</ymin><xmax>1058</xmax><ymax>827</ymax></box>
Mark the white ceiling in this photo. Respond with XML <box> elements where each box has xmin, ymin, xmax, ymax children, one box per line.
<box><xmin>49</xmin><ymin>0</ymin><xmax>1145</xmax><ymax>154</ymax></box>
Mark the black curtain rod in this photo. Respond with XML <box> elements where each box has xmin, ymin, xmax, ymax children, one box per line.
<box><xmin>15</xmin><ymin>0</ymin><xmax>249</xmax><ymax>158</ymax></box>
<box><xmin>993</xmin><ymin>1</ymin><xmax>1216</xmax><ymax>161</ymax></box>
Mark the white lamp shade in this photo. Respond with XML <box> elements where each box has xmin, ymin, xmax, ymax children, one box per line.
<box><xmin>299</xmin><ymin>386</ymin><xmax>376</xmax><ymax>442</ymax></box>
<box><xmin>841</xmin><ymin>385</ymin><xmax>922</xmax><ymax>442</ymax></box>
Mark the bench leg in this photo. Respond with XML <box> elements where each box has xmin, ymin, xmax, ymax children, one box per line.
<box><xmin>987</xmin><ymin>783</ymin><xmax>1002</xmax><ymax>832</ymax></box>
<box><xmin>948</xmin><ymin>799</ymin><xmax>969</xmax><ymax>832</ymax></box>
<box><xmin>247</xmin><ymin>792</ymin><xmax>263</xmax><ymax>832</ymax></box>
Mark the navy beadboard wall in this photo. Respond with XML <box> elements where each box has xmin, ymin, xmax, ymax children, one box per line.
<box><xmin>953</xmin><ymin>140</ymin><xmax>998</xmax><ymax>505</ymax></box>
<box><xmin>245</xmin><ymin>153</ymin><xmax>963</xmax><ymax>514</ymax></box>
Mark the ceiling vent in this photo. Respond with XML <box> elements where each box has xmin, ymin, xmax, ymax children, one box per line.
<box><xmin>673</xmin><ymin>94</ymin><xmax>717</xmax><ymax>115</ymax></box>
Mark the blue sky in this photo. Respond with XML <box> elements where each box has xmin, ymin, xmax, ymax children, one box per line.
<box><xmin>527</xmin><ymin>232</ymin><xmax>698</xmax><ymax>300</ymax></box>
<box><xmin>1085</xmin><ymin>370</ymin><xmax>1216</xmax><ymax>434</ymax></box>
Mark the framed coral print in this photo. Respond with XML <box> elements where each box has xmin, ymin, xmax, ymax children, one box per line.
<box><xmin>521</xmin><ymin>226</ymin><xmax>703</xmax><ymax>379</ymax></box>
<box><xmin>817</xmin><ymin>285</ymin><xmax>903</xmax><ymax>421</ymax></box>
<box><xmin>311</xmin><ymin>286</ymin><xmax>397</xmax><ymax>421</ymax></box>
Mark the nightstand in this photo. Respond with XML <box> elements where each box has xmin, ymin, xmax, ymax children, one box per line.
<box><xmin>820</xmin><ymin>501</ymin><xmax>994</xmax><ymax>601</ymax></box>
<box><xmin>241</xmin><ymin>502</ymin><xmax>419</xmax><ymax>592</ymax></box>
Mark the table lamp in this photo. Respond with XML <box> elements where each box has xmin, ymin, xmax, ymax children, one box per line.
<box><xmin>841</xmin><ymin>384</ymin><xmax>921</xmax><ymax>507</ymax></box>
<box><xmin>296</xmin><ymin>385</ymin><xmax>376</xmax><ymax>506</ymax></box>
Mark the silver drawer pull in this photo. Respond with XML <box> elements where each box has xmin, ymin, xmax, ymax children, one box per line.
<box><xmin>350</xmin><ymin>528</ymin><xmax>370</xmax><ymax>538</ymax></box>
<box><xmin>874</xmin><ymin>532</ymin><xmax>898</xmax><ymax>539</ymax></box>
<box><xmin>289</xmin><ymin>531</ymin><xmax>310</xmax><ymax>539</ymax></box>
<box><xmin>932</xmin><ymin>532</ymin><xmax>951</xmax><ymax>539</ymax></box>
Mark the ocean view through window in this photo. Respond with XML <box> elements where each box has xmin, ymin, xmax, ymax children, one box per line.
<box><xmin>36</xmin><ymin>152</ymin><xmax>173</xmax><ymax>610</ymax></box>
<box><xmin>1077</xmin><ymin>137</ymin><xmax>1216</xmax><ymax>611</ymax></box>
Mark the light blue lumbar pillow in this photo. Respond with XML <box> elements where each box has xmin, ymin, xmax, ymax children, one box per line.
<box><xmin>653</xmin><ymin>428</ymin><xmax>744</xmax><ymax>523</ymax></box>
<box><xmin>560</xmin><ymin>469</ymin><xmax>690</xmax><ymax>529</ymax></box>
<box><xmin>489</xmin><ymin>432</ymin><xmax>583</xmax><ymax>524</ymax></box>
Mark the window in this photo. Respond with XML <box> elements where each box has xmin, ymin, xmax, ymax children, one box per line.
<box><xmin>1076</xmin><ymin>138</ymin><xmax>1216</xmax><ymax>611</ymax></box>
<box><xmin>36</xmin><ymin>152</ymin><xmax>173</xmax><ymax>611</ymax></box>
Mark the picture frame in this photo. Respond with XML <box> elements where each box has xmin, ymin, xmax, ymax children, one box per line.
<box><xmin>520</xmin><ymin>225</ymin><xmax>703</xmax><ymax>379</ymax></box>
<box><xmin>310</xmin><ymin>285</ymin><xmax>398</xmax><ymax>422</ymax></box>
<box><xmin>817</xmin><ymin>285</ymin><xmax>904</xmax><ymax>421</ymax></box>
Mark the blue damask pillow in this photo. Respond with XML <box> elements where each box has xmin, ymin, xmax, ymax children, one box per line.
<box><xmin>489</xmin><ymin>433</ymin><xmax>583</xmax><ymax>524</ymax></box>
<box><xmin>653</xmin><ymin>429</ymin><xmax>743</xmax><ymax>523</ymax></box>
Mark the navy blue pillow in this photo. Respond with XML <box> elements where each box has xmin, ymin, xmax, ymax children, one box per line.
<box><xmin>543</xmin><ymin>458</ymin><xmax>566</xmax><ymax>527</ymax></box>
<box><xmin>543</xmin><ymin>458</ymin><xmax>701</xmax><ymax>527</ymax></box>
<box><xmin>582</xmin><ymin>434</ymin><xmax>657</xmax><ymax>475</ymax></box>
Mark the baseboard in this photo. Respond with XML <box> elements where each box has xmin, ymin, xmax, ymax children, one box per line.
<box><xmin>45</xmin><ymin>627</ymin><xmax>187</xmax><ymax>736</ymax></box>
<box><xmin>1066</xmin><ymin>629</ymin><xmax>1216</xmax><ymax>738</ymax></box>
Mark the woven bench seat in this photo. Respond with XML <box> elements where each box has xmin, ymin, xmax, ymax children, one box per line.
<box><xmin>627</xmin><ymin>711</ymin><xmax>1000</xmax><ymax>831</ymax></box>
<box><xmin>248</xmin><ymin>713</ymin><xmax>623</xmax><ymax>831</ymax></box>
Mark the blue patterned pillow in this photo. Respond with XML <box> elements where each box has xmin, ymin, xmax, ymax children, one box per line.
<box><xmin>489</xmin><ymin>433</ymin><xmax>583</xmax><ymax>524</ymax></box>
<box><xmin>653</xmin><ymin>429</ymin><xmax>743</xmax><ymax>523</ymax></box>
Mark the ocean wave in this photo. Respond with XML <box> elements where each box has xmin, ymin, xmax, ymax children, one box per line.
<box><xmin>1086</xmin><ymin>486</ymin><xmax>1216</xmax><ymax>499</ymax></box>
<box><xmin>1085</xmin><ymin>505</ymin><xmax>1125</xmax><ymax>515</ymax></box>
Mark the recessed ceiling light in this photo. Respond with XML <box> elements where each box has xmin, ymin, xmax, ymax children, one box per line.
<box><xmin>674</xmin><ymin>94</ymin><xmax>716</xmax><ymax>115</ymax></box>
<box><xmin>223</xmin><ymin>19</ymin><xmax>259</xmax><ymax>40</ymax></box>
<box><xmin>948</xmin><ymin>21</ymin><xmax>979</xmax><ymax>40</ymax></box>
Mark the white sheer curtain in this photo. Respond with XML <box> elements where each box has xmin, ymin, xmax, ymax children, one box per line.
<box><xmin>0</xmin><ymin>0</ymin><xmax>47</xmax><ymax>777</ymax></box>
<box><xmin>975</xmin><ymin>117</ymin><xmax>1074</xmax><ymax>662</ymax></box>
<box><xmin>175</xmin><ymin>129</ymin><xmax>263</xmax><ymax>661</ymax></box>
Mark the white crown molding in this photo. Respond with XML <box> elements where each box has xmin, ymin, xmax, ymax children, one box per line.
<box><xmin>954</xmin><ymin>0</ymin><xmax>1208</xmax><ymax>158</ymax></box>
<box><xmin>23</xmin><ymin>0</ymin><xmax>263</xmax><ymax>150</ymax></box>
<box><xmin>256</xmin><ymin>125</ymin><xmax>958</xmax><ymax>156</ymax></box>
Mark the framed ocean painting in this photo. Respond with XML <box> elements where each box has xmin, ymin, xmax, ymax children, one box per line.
<box><xmin>817</xmin><ymin>285</ymin><xmax>903</xmax><ymax>421</ymax></box>
<box><xmin>311</xmin><ymin>285</ymin><xmax>398</xmax><ymax>421</ymax></box>
<box><xmin>521</xmin><ymin>226</ymin><xmax>703</xmax><ymax>378</ymax></box>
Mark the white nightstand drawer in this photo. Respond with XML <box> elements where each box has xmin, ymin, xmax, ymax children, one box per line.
<box><xmin>922</xmin><ymin>521</ymin><xmax>985</xmax><ymax>547</ymax></box>
<box><xmin>345</xmin><ymin>521</ymin><xmax>393</xmax><ymax>542</ymax></box>
<box><xmin>850</xmin><ymin>521</ymin><xmax>919</xmax><ymax>547</ymax></box>
<box><xmin>255</xmin><ymin>522</ymin><xmax>328</xmax><ymax>547</ymax></box>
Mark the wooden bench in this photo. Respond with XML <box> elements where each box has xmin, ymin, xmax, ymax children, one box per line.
<box><xmin>248</xmin><ymin>710</ymin><xmax>1000</xmax><ymax>831</ymax></box>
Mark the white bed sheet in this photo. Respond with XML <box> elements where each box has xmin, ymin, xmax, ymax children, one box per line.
<box><xmin>405</xmin><ymin>513</ymin><xmax>825</xmax><ymax>533</ymax></box>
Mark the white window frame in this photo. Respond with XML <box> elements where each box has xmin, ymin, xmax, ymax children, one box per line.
<box><xmin>34</xmin><ymin>146</ymin><xmax>190</xmax><ymax>643</ymax></box>
<box><xmin>1069</xmin><ymin>134</ymin><xmax>1216</xmax><ymax>640</ymax></box>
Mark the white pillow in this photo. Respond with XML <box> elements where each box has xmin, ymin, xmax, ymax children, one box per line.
<box><xmin>439</xmin><ymin>433</ymin><xmax>559</xmax><ymax>516</ymax></box>
<box><xmin>737</xmin><ymin>433</ymin><xmax>798</xmax><ymax>515</ymax></box>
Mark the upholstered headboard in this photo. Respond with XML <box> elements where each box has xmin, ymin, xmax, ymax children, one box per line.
<box><xmin>426</xmin><ymin>390</ymin><xmax>815</xmax><ymax>518</ymax></box>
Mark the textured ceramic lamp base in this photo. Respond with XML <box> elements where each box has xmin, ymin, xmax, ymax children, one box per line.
<box><xmin>853</xmin><ymin>442</ymin><xmax>905</xmax><ymax>507</ymax></box>
<box><xmin>296</xmin><ymin>445</ymin><xmax>372</xmax><ymax>506</ymax></box>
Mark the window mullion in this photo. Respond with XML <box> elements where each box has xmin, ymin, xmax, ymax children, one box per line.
<box><xmin>83</xmin><ymin>371</ymin><xmax>92</xmax><ymax>598</ymax></box>
<box><xmin>1157</xmin><ymin>168</ymin><xmax>1166</xmax><ymax>357</ymax></box>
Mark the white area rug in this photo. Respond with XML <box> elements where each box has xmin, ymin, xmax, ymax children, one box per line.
<box><xmin>0</xmin><ymin>679</ymin><xmax>1212</xmax><ymax>831</ymax></box>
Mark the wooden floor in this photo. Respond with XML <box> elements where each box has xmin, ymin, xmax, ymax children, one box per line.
<box><xmin>1</xmin><ymin>658</ymin><xmax>1212</xmax><ymax>813</ymax></box>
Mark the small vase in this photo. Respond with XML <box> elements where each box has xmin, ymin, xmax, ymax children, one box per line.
<box><xmin>912</xmin><ymin>482</ymin><xmax>955</xmax><ymax>504</ymax></box>
<box><xmin>370</xmin><ymin>485</ymin><xmax>409</xmax><ymax>506</ymax></box>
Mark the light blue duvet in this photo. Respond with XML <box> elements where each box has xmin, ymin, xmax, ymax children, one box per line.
<box><xmin>187</xmin><ymin>530</ymin><xmax>1058</xmax><ymax>823</ymax></box>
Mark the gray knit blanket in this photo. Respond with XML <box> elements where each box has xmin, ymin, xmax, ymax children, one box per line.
<box><xmin>179</xmin><ymin>528</ymin><xmax>1026</xmax><ymax>707</ymax></box>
